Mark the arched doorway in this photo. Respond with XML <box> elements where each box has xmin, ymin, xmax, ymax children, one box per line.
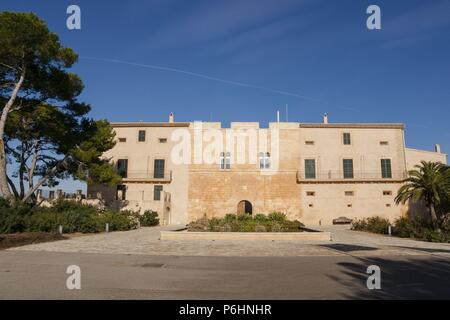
<box><xmin>237</xmin><ymin>200</ymin><xmax>252</xmax><ymax>215</ymax></box>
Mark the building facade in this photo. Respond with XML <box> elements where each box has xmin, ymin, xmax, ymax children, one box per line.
<box><xmin>87</xmin><ymin>114</ymin><xmax>447</xmax><ymax>226</ymax></box>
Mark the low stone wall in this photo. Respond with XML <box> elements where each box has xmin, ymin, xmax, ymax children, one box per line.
<box><xmin>160</xmin><ymin>231</ymin><xmax>331</xmax><ymax>241</ymax></box>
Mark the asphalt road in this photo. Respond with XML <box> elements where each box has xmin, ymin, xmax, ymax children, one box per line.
<box><xmin>1</xmin><ymin>250</ymin><xmax>450</xmax><ymax>299</ymax></box>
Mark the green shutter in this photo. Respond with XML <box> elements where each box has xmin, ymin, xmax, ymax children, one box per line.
<box><xmin>381</xmin><ymin>159</ymin><xmax>392</xmax><ymax>178</ymax></box>
<box><xmin>343</xmin><ymin>159</ymin><xmax>354</xmax><ymax>178</ymax></box>
<box><xmin>305</xmin><ymin>159</ymin><xmax>316</xmax><ymax>179</ymax></box>
<box><xmin>154</xmin><ymin>159</ymin><xmax>165</xmax><ymax>178</ymax></box>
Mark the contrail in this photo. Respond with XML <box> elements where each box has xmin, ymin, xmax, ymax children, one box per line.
<box><xmin>80</xmin><ymin>56</ymin><xmax>359</xmax><ymax>112</ymax></box>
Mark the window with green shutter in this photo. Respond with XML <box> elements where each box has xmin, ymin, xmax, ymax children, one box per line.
<box><xmin>154</xmin><ymin>159</ymin><xmax>165</xmax><ymax>178</ymax></box>
<box><xmin>305</xmin><ymin>159</ymin><xmax>316</xmax><ymax>179</ymax></box>
<box><xmin>138</xmin><ymin>130</ymin><xmax>146</xmax><ymax>142</ymax></box>
<box><xmin>343</xmin><ymin>133</ymin><xmax>351</xmax><ymax>145</ymax></box>
<box><xmin>343</xmin><ymin>159</ymin><xmax>354</xmax><ymax>178</ymax></box>
<box><xmin>117</xmin><ymin>159</ymin><xmax>128</xmax><ymax>178</ymax></box>
<box><xmin>154</xmin><ymin>185</ymin><xmax>163</xmax><ymax>201</ymax></box>
<box><xmin>381</xmin><ymin>159</ymin><xmax>392</xmax><ymax>178</ymax></box>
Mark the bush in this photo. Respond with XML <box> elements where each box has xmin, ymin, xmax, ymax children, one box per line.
<box><xmin>393</xmin><ymin>216</ymin><xmax>450</xmax><ymax>243</ymax></box>
<box><xmin>254</xmin><ymin>214</ymin><xmax>268</xmax><ymax>222</ymax></box>
<box><xmin>268</xmin><ymin>212</ymin><xmax>287</xmax><ymax>222</ymax></box>
<box><xmin>352</xmin><ymin>215</ymin><xmax>450</xmax><ymax>243</ymax></box>
<box><xmin>0</xmin><ymin>202</ymin><xmax>33</xmax><ymax>233</ymax></box>
<box><xmin>0</xmin><ymin>200</ymin><xmax>138</xmax><ymax>234</ymax></box>
<box><xmin>101</xmin><ymin>210</ymin><xmax>138</xmax><ymax>231</ymax></box>
<box><xmin>187</xmin><ymin>213</ymin><xmax>304</xmax><ymax>232</ymax></box>
<box><xmin>351</xmin><ymin>216</ymin><xmax>391</xmax><ymax>234</ymax></box>
<box><xmin>139</xmin><ymin>210</ymin><xmax>159</xmax><ymax>227</ymax></box>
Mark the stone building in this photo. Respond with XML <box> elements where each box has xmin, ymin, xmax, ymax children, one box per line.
<box><xmin>87</xmin><ymin>113</ymin><xmax>447</xmax><ymax>226</ymax></box>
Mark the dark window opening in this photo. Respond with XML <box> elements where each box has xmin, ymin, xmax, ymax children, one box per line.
<box><xmin>154</xmin><ymin>159</ymin><xmax>165</xmax><ymax>178</ymax></box>
<box><xmin>343</xmin><ymin>133</ymin><xmax>351</xmax><ymax>145</ymax></box>
<box><xmin>117</xmin><ymin>159</ymin><xmax>128</xmax><ymax>178</ymax></box>
<box><xmin>138</xmin><ymin>130</ymin><xmax>146</xmax><ymax>142</ymax></box>
<box><xmin>305</xmin><ymin>159</ymin><xmax>316</xmax><ymax>179</ymax></box>
<box><xmin>154</xmin><ymin>185</ymin><xmax>163</xmax><ymax>201</ymax></box>
<box><xmin>381</xmin><ymin>159</ymin><xmax>392</xmax><ymax>178</ymax></box>
<box><xmin>343</xmin><ymin>159</ymin><xmax>354</xmax><ymax>179</ymax></box>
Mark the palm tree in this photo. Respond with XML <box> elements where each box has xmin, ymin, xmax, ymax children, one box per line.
<box><xmin>395</xmin><ymin>161</ymin><xmax>450</xmax><ymax>227</ymax></box>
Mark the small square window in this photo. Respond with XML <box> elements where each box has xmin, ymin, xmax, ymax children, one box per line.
<box><xmin>308</xmin><ymin>204</ymin><xmax>314</xmax><ymax>208</ymax></box>
<box><xmin>306</xmin><ymin>191</ymin><xmax>315</xmax><ymax>196</ymax></box>
<box><xmin>118</xmin><ymin>138</ymin><xmax>127</xmax><ymax>143</ymax></box>
<box><xmin>386</xmin><ymin>204</ymin><xmax>391</xmax><ymax>207</ymax></box>
<box><xmin>345</xmin><ymin>191</ymin><xmax>354</xmax><ymax>196</ymax></box>
<box><xmin>383</xmin><ymin>191</ymin><xmax>392</xmax><ymax>196</ymax></box>
<box><xmin>347</xmin><ymin>204</ymin><xmax>352</xmax><ymax>208</ymax></box>
<box><xmin>159</xmin><ymin>138</ymin><xmax>167</xmax><ymax>143</ymax></box>
<box><xmin>305</xmin><ymin>141</ymin><xmax>315</xmax><ymax>145</ymax></box>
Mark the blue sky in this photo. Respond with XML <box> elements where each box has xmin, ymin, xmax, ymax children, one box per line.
<box><xmin>1</xmin><ymin>0</ymin><xmax>450</xmax><ymax>191</ymax></box>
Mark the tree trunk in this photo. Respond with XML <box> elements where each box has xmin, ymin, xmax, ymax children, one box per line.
<box><xmin>0</xmin><ymin>67</ymin><xmax>26</xmax><ymax>199</ymax></box>
<box><xmin>430</xmin><ymin>204</ymin><xmax>439</xmax><ymax>228</ymax></box>
<box><xmin>22</xmin><ymin>155</ymin><xmax>69</xmax><ymax>202</ymax></box>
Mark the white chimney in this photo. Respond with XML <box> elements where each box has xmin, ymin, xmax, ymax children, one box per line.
<box><xmin>323</xmin><ymin>113</ymin><xmax>329</xmax><ymax>124</ymax></box>
<box><xmin>435</xmin><ymin>144</ymin><xmax>441</xmax><ymax>153</ymax></box>
<box><xmin>169</xmin><ymin>112</ymin><xmax>174</xmax><ymax>123</ymax></box>
<box><xmin>277</xmin><ymin>110</ymin><xmax>280</xmax><ymax>123</ymax></box>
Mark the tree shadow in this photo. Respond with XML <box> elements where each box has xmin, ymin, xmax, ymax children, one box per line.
<box><xmin>321</xmin><ymin>244</ymin><xmax>379</xmax><ymax>252</ymax></box>
<box><xmin>327</xmin><ymin>256</ymin><xmax>450</xmax><ymax>299</ymax></box>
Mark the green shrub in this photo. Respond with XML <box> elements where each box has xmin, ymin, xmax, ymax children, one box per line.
<box><xmin>101</xmin><ymin>210</ymin><xmax>138</xmax><ymax>231</ymax></box>
<box><xmin>139</xmin><ymin>210</ymin><xmax>159</xmax><ymax>227</ymax></box>
<box><xmin>393</xmin><ymin>216</ymin><xmax>449</xmax><ymax>242</ymax></box>
<box><xmin>223</xmin><ymin>214</ymin><xmax>237</xmax><ymax>222</ymax></box>
<box><xmin>187</xmin><ymin>213</ymin><xmax>304</xmax><ymax>232</ymax></box>
<box><xmin>0</xmin><ymin>202</ymin><xmax>33</xmax><ymax>233</ymax></box>
<box><xmin>254</xmin><ymin>214</ymin><xmax>268</xmax><ymax>222</ymax></box>
<box><xmin>0</xmin><ymin>200</ymin><xmax>138</xmax><ymax>234</ymax></box>
<box><xmin>237</xmin><ymin>213</ymin><xmax>252</xmax><ymax>221</ymax></box>
<box><xmin>351</xmin><ymin>216</ymin><xmax>390</xmax><ymax>234</ymax></box>
<box><xmin>268</xmin><ymin>212</ymin><xmax>287</xmax><ymax>222</ymax></box>
<box><xmin>353</xmin><ymin>215</ymin><xmax>450</xmax><ymax>243</ymax></box>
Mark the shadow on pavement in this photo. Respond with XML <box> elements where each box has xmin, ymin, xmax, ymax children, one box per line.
<box><xmin>327</xmin><ymin>256</ymin><xmax>450</xmax><ymax>299</ymax></box>
<box><xmin>320</xmin><ymin>244</ymin><xmax>378</xmax><ymax>252</ymax></box>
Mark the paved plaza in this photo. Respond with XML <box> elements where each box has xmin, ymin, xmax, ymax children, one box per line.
<box><xmin>9</xmin><ymin>225</ymin><xmax>450</xmax><ymax>258</ymax></box>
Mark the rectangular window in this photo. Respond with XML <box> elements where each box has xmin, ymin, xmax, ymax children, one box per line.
<box><xmin>343</xmin><ymin>159</ymin><xmax>354</xmax><ymax>179</ymax></box>
<box><xmin>154</xmin><ymin>159</ymin><xmax>165</xmax><ymax>178</ymax></box>
<box><xmin>259</xmin><ymin>152</ymin><xmax>270</xmax><ymax>169</ymax></box>
<box><xmin>116</xmin><ymin>185</ymin><xmax>126</xmax><ymax>200</ymax></box>
<box><xmin>305</xmin><ymin>159</ymin><xmax>316</xmax><ymax>179</ymax></box>
<box><xmin>381</xmin><ymin>159</ymin><xmax>392</xmax><ymax>178</ymax></box>
<box><xmin>154</xmin><ymin>185</ymin><xmax>163</xmax><ymax>201</ymax></box>
<box><xmin>343</xmin><ymin>133</ymin><xmax>351</xmax><ymax>145</ymax></box>
<box><xmin>380</xmin><ymin>141</ymin><xmax>389</xmax><ymax>146</ymax></box>
<box><xmin>118</xmin><ymin>138</ymin><xmax>126</xmax><ymax>143</ymax></box>
<box><xmin>220</xmin><ymin>152</ymin><xmax>231</xmax><ymax>170</ymax></box>
<box><xmin>345</xmin><ymin>191</ymin><xmax>354</xmax><ymax>196</ymax></box>
<box><xmin>138</xmin><ymin>130</ymin><xmax>146</xmax><ymax>142</ymax></box>
<box><xmin>306</xmin><ymin>191</ymin><xmax>315</xmax><ymax>196</ymax></box>
<box><xmin>159</xmin><ymin>138</ymin><xmax>167</xmax><ymax>143</ymax></box>
<box><xmin>305</xmin><ymin>141</ymin><xmax>315</xmax><ymax>145</ymax></box>
<box><xmin>383</xmin><ymin>190</ymin><xmax>392</xmax><ymax>196</ymax></box>
<box><xmin>117</xmin><ymin>159</ymin><xmax>128</xmax><ymax>178</ymax></box>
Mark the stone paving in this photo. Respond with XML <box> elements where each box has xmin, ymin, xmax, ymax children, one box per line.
<box><xmin>9</xmin><ymin>225</ymin><xmax>450</xmax><ymax>258</ymax></box>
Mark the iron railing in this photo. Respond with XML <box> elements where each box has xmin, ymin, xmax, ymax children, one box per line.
<box><xmin>120</xmin><ymin>170</ymin><xmax>172</xmax><ymax>182</ymax></box>
<box><xmin>296</xmin><ymin>170</ymin><xmax>407</xmax><ymax>182</ymax></box>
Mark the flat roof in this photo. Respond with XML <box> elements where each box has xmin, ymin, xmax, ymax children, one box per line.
<box><xmin>299</xmin><ymin>123</ymin><xmax>405</xmax><ymax>129</ymax></box>
<box><xmin>111</xmin><ymin>122</ymin><xmax>190</xmax><ymax>128</ymax></box>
